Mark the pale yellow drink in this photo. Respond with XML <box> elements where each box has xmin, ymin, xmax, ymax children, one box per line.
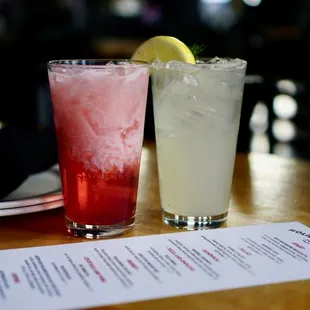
<box><xmin>152</xmin><ymin>59</ymin><xmax>247</xmax><ymax>229</ymax></box>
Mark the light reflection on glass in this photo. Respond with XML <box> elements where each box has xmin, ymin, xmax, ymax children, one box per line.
<box><xmin>139</xmin><ymin>145</ymin><xmax>151</xmax><ymax>176</ymax></box>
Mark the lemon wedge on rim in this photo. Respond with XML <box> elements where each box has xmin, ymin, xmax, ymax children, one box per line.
<box><xmin>131</xmin><ymin>36</ymin><xmax>195</xmax><ymax>64</ymax></box>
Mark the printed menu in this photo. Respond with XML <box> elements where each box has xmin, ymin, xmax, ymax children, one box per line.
<box><xmin>0</xmin><ymin>221</ymin><xmax>309</xmax><ymax>310</ymax></box>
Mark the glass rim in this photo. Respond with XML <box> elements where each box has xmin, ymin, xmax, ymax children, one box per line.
<box><xmin>197</xmin><ymin>57</ymin><xmax>246</xmax><ymax>67</ymax></box>
<box><xmin>47</xmin><ymin>59</ymin><xmax>149</xmax><ymax>69</ymax></box>
<box><xmin>152</xmin><ymin>57</ymin><xmax>247</xmax><ymax>71</ymax></box>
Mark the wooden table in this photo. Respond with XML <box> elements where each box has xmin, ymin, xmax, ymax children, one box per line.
<box><xmin>0</xmin><ymin>141</ymin><xmax>310</xmax><ymax>309</ymax></box>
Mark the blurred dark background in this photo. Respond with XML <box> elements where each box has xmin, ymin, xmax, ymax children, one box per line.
<box><xmin>0</xmin><ymin>0</ymin><xmax>309</xmax><ymax>159</ymax></box>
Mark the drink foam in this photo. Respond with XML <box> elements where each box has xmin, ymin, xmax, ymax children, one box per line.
<box><xmin>49</xmin><ymin>66</ymin><xmax>149</xmax><ymax>173</ymax></box>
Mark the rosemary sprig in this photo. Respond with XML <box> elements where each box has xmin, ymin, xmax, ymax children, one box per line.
<box><xmin>189</xmin><ymin>44</ymin><xmax>206</xmax><ymax>60</ymax></box>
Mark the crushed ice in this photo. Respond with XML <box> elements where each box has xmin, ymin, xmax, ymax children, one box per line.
<box><xmin>199</xmin><ymin>57</ymin><xmax>246</xmax><ymax>70</ymax></box>
<box><xmin>183</xmin><ymin>74</ymin><xmax>198</xmax><ymax>86</ymax></box>
<box><xmin>51</xmin><ymin>61</ymin><xmax>147</xmax><ymax>82</ymax></box>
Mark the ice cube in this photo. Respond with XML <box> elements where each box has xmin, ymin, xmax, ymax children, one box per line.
<box><xmin>170</xmin><ymin>80</ymin><xmax>190</xmax><ymax>95</ymax></box>
<box><xmin>55</xmin><ymin>73</ymin><xmax>67</xmax><ymax>83</ymax></box>
<box><xmin>207</xmin><ymin>57</ymin><xmax>231</xmax><ymax>64</ymax></box>
<box><xmin>65</xmin><ymin>68</ymin><xmax>87</xmax><ymax>76</ymax></box>
<box><xmin>183</xmin><ymin>74</ymin><xmax>198</xmax><ymax>87</ymax></box>
<box><xmin>52</xmin><ymin>67</ymin><xmax>87</xmax><ymax>83</ymax></box>
<box><xmin>166</xmin><ymin>60</ymin><xmax>200</xmax><ymax>74</ymax></box>
<box><xmin>166</xmin><ymin>60</ymin><xmax>184</xmax><ymax>69</ymax></box>
<box><xmin>125</xmin><ymin>67</ymin><xmax>148</xmax><ymax>81</ymax></box>
<box><xmin>100</xmin><ymin>61</ymin><xmax>143</xmax><ymax>78</ymax></box>
<box><xmin>90</xmin><ymin>61</ymin><xmax>116</xmax><ymax>75</ymax></box>
<box><xmin>201</xmin><ymin>57</ymin><xmax>246</xmax><ymax>70</ymax></box>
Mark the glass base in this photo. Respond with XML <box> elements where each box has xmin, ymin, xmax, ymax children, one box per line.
<box><xmin>162</xmin><ymin>210</ymin><xmax>228</xmax><ymax>230</ymax></box>
<box><xmin>66</xmin><ymin>216</ymin><xmax>134</xmax><ymax>239</ymax></box>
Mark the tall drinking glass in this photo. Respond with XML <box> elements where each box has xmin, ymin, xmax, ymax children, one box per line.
<box><xmin>151</xmin><ymin>58</ymin><xmax>247</xmax><ymax>229</ymax></box>
<box><xmin>48</xmin><ymin>60</ymin><xmax>149</xmax><ymax>238</ymax></box>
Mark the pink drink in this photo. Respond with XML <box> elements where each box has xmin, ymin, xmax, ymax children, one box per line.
<box><xmin>48</xmin><ymin>60</ymin><xmax>149</xmax><ymax>238</ymax></box>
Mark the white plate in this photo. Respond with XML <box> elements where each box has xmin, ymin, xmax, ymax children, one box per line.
<box><xmin>0</xmin><ymin>165</ymin><xmax>63</xmax><ymax>209</ymax></box>
<box><xmin>0</xmin><ymin>199</ymin><xmax>64</xmax><ymax>217</ymax></box>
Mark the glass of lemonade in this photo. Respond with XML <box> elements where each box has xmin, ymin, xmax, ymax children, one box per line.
<box><xmin>151</xmin><ymin>58</ymin><xmax>247</xmax><ymax>229</ymax></box>
<box><xmin>48</xmin><ymin>60</ymin><xmax>149</xmax><ymax>238</ymax></box>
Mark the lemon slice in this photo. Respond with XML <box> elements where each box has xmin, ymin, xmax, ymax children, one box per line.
<box><xmin>132</xmin><ymin>36</ymin><xmax>195</xmax><ymax>64</ymax></box>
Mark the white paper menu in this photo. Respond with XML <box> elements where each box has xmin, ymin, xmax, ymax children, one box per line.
<box><xmin>0</xmin><ymin>222</ymin><xmax>309</xmax><ymax>310</ymax></box>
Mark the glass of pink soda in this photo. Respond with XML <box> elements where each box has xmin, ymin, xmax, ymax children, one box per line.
<box><xmin>47</xmin><ymin>60</ymin><xmax>149</xmax><ymax>238</ymax></box>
